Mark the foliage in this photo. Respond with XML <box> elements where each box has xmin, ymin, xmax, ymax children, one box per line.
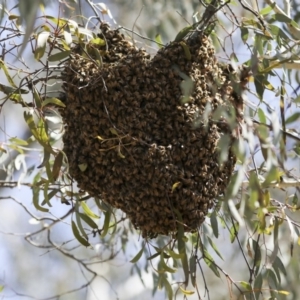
<box><xmin>1</xmin><ymin>0</ymin><xmax>300</xmax><ymax>299</ymax></box>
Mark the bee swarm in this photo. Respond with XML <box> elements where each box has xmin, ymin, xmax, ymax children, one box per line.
<box><xmin>61</xmin><ymin>23</ymin><xmax>243</xmax><ymax>237</ymax></box>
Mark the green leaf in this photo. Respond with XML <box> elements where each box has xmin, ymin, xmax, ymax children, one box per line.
<box><xmin>71</xmin><ymin>220</ymin><xmax>90</xmax><ymax>247</ymax></box>
<box><xmin>179</xmin><ymin>286</ymin><xmax>195</xmax><ymax>295</ymax></box>
<box><xmin>259</xmin><ymin>5</ymin><xmax>273</xmax><ymax>15</ymax></box>
<box><xmin>207</xmin><ymin>236</ymin><xmax>223</xmax><ymax>260</ymax></box>
<box><xmin>44</xmin><ymin>15</ymin><xmax>70</xmax><ymax>27</ymax></box>
<box><xmin>32</xmin><ymin>86</ymin><xmax>42</xmax><ymax>108</ymax></box>
<box><xmin>24</xmin><ymin>112</ymin><xmax>54</xmax><ymax>153</ymax></box>
<box><xmin>210</xmin><ymin>211</ymin><xmax>219</xmax><ymax>238</ymax></box>
<box><xmin>167</xmin><ymin>249</ymin><xmax>184</xmax><ymax>260</ymax></box>
<box><xmin>240</xmin><ymin>27</ymin><xmax>249</xmax><ymax>43</ymax></box>
<box><xmin>254</xmin><ymin>273</ymin><xmax>263</xmax><ymax>299</ymax></box>
<box><xmin>80</xmin><ymin>201</ymin><xmax>100</xmax><ymax>219</ymax></box>
<box><xmin>101</xmin><ymin>209</ymin><xmax>111</xmax><ymax>237</ymax></box>
<box><xmin>41</xmin><ymin>189</ymin><xmax>58</xmax><ymax>206</ymax></box>
<box><xmin>48</xmin><ymin>50</ymin><xmax>71</xmax><ymax>62</ymax></box>
<box><xmin>285</xmin><ymin>112</ymin><xmax>300</xmax><ymax>124</ymax></box>
<box><xmin>155</xmin><ymin>34</ymin><xmax>163</xmax><ymax>47</ymax></box>
<box><xmin>254</xmin><ymin>74</ymin><xmax>266</xmax><ymax>100</ymax></box>
<box><xmin>179</xmin><ymin>41</ymin><xmax>191</xmax><ymax>60</ymax></box>
<box><xmin>161</xmin><ymin>275</ymin><xmax>173</xmax><ymax>300</ymax></box>
<box><xmin>38</xmin><ymin>148</ymin><xmax>51</xmax><ymax>170</ymax></box>
<box><xmin>261</xmin><ymin>166</ymin><xmax>279</xmax><ymax>189</ymax></box>
<box><xmin>35</xmin><ymin>31</ymin><xmax>50</xmax><ymax>60</ymax></box>
<box><xmin>78</xmin><ymin>163</ymin><xmax>87</xmax><ymax>172</ymax></box>
<box><xmin>94</xmin><ymin>198</ymin><xmax>110</xmax><ymax>212</ymax></box>
<box><xmin>266</xmin><ymin>268</ymin><xmax>278</xmax><ymax>288</ymax></box>
<box><xmin>147</xmin><ymin>252</ymin><xmax>161</xmax><ymax>261</ymax></box>
<box><xmin>239</xmin><ymin>281</ymin><xmax>252</xmax><ymax>291</ymax></box>
<box><xmin>257</xmin><ymin>108</ymin><xmax>267</xmax><ymax>124</ymax></box>
<box><xmin>32</xmin><ymin>187</ymin><xmax>49</xmax><ymax>212</ymax></box>
<box><xmin>271</xmin><ymin>13</ymin><xmax>293</xmax><ymax>24</ymax></box>
<box><xmin>75</xmin><ymin>209</ymin><xmax>88</xmax><ymax>239</ymax></box>
<box><xmin>130</xmin><ymin>243</ymin><xmax>145</xmax><ymax>263</ymax></box>
<box><xmin>171</xmin><ymin>182</ymin><xmax>181</xmax><ymax>192</ymax></box>
<box><xmin>42</xmin><ymin>97</ymin><xmax>66</xmax><ymax>107</ymax></box>
<box><xmin>273</xmin><ymin>256</ymin><xmax>286</xmax><ymax>277</ymax></box>
<box><xmin>203</xmin><ymin>248</ymin><xmax>220</xmax><ymax>277</ymax></box>
<box><xmin>278</xmin><ymin>290</ymin><xmax>290</xmax><ymax>295</ymax></box>
<box><xmin>176</xmin><ymin>210</ymin><xmax>189</xmax><ymax>285</ymax></box>
<box><xmin>267</xmin><ymin>24</ymin><xmax>290</xmax><ymax>41</ymax></box>
<box><xmin>9</xmin><ymin>137</ymin><xmax>28</xmax><ymax>146</ymax></box>
<box><xmin>109</xmin><ymin>127</ymin><xmax>119</xmax><ymax>136</ymax></box>
<box><xmin>52</xmin><ymin>151</ymin><xmax>63</xmax><ymax>181</ymax></box>
<box><xmin>230</xmin><ymin>52</ymin><xmax>239</xmax><ymax>62</ymax></box>
<box><xmin>252</xmin><ymin>239</ymin><xmax>262</xmax><ymax>275</ymax></box>
<box><xmin>90</xmin><ymin>37</ymin><xmax>105</xmax><ymax>46</ymax></box>
<box><xmin>160</xmin><ymin>252</ymin><xmax>177</xmax><ymax>273</ymax></box>
<box><xmin>78</xmin><ymin>212</ymin><xmax>98</xmax><ymax>229</ymax></box>
<box><xmin>42</xmin><ymin>181</ymin><xmax>49</xmax><ymax>206</ymax></box>
<box><xmin>229</xmin><ymin>222</ymin><xmax>239</xmax><ymax>243</ymax></box>
<box><xmin>189</xmin><ymin>255</ymin><xmax>197</xmax><ymax>287</ymax></box>
<box><xmin>0</xmin><ymin>59</ymin><xmax>17</xmax><ymax>88</ymax></box>
<box><xmin>174</xmin><ymin>25</ymin><xmax>193</xmax><ymax>42</ymax></box>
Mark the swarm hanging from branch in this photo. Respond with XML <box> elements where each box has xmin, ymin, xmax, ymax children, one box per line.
<box><xmin>61</xmin><ymin>22</ymin><xmax>245</xmax><ymax>238</ymax></box>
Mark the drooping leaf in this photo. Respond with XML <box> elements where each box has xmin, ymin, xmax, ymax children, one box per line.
<box><xmin>203</xmin><ymin>248</ymin><xmax>220</xmax><ymax>277</ymax></box>
<box><xmin>278</xmin><ymin>290</ymin><xmax>290</xmax><ymax>295</ymax></box>
<box><xmin>9</xmin><ymin>137</ymin><xmax>28</xmax><ymax>146</ymax></box>
<box><xmin>75</xmin><ymin>209</ymin><xmax>88</xmax><ymax>239</ymax></box>
<box><xmin>179</xmin><ymin>286</ymin><xmax>195</xmax><ymax>295</ymax></box>
<box><xmin>239</xmin><ymin>281</ymin><xmax>252</xmax><ymax>291</ymax></box>
<box><xmin>90</xmin><ymin>37</ymin><xmax>106</xmax><ymax>46</ymax></box>
<box><xmin>167</xmin><ymin>249</ymin><xmax>184</xmax><ymax>260</ymax></box>
<box><xmin>52</xmin><ymin>151</ymin><xmax>64</xmax><ymax>181</ymax></box>
<box><xmin>42</xmin><ymin>97</ymin><xmax>66</xmax><ymax>107</ymax></box>
<box><xmin>252</xmin><ymin>239</ymin><xmax>262</xmax><ymax>275</ymax></box>
<box><xmin>0</xmin><ymin>59</ymin><xmax>17</xmax><ymax>88</ymax></box>
<box><xmin>71</xmin><ymin>220</ymin><xmax>90</xmax><ymax>247</ymax></box>
<box><xmin>41</xmin><ymin>189</ymin><xmax>58</xmax><ymax>206</ymax></box>
<box><xmin>160</xmin><ymin>275</ymin><xmax>173</xmax><ymax>300</ymax></box>
<box><xmin>78</xmin><ymin>213</ymin><xmax>98</xmax><ymax>229</ymax></box>
<box><xmin>210</xmin><ymin>211</ymin><xmax>219</xmax><ymax>238</ymax></box>
<box><xmin>229</xmin><ymin>222</ymin><xmax>239</xmax><ymax>243</ymax></box>
<box><xmin>80</xmin><ymin>201</ymin><xmax>100</xmax><ymax>219</ymax></box>
<box><xmin>155</xmin><ymin>34</ymin><xmax>163</xmax><ymax>48</ymax></box>
<box><xmin>285</xmin><ymin>112</ymin><xmax>300</xmax><ymax>124</ymax></box>
<box><xmin>207</xmin><ymin>236</ymin><xmax>223</xmax><ymax>260</ymax></box>
<box><xmin>189</xmin><ymin>255</ymin><xmax>196</xmax><ymax>287</ymax></box>
<box><xmin>240</xmin><ymin>27</ymin><xmax>249</xmax><ymax>43</ymax></box>
<box><xmin>174</xmin><ymin>25</ymin><xmax>193</xmax><ymax>42</ymax></box>
<box><xmin>176</xmin><ymin>210</ymin><xmax>189</xmax><ymax>285</ymax></box>
<box><xmin>160</xmin><ymin>252</ymin><xmax>177</xmax><ymax>273</ymax></box>
<box><xmin>254</xmin><ymin>273</ymin><xmax>263</xmax><ymax>299</ymax></box>
<box><xmin>32</xmin><ymin>186</ymin><xmax>49</xmax><ymax>212</ymax></box>
<box><xmin>130</xmin><ymin>243</ymin><xmax>145</xmax><ymax>263</ymax></box>
<box><xmin>179</xmin><ymin>41</ymin><xmax>191</xmax><ymax>60</ymax></box>
<box><xmin>266</xmin><ymin>268</ymin><xmax>278</xmax><ymax>288</ymax></box>
<box><xmin>101</xmin><ymin>209</ymin><xmax>111</xmax><ymax>237</ymax></box>
<box><xmin>48</xmin><ymin>50</ymin><xmax>71</xmax><ymax>62</ymax></box>
<box><xmin>24</xmin><ymin>112</ymin><xmax>54</xmax><ymax>154</ymax></box>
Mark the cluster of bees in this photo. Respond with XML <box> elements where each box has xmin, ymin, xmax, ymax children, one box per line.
<box><xmin>61</xmin><ymin>23</ymin><xmax>244</xmax><ymax>237</ymax></box>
